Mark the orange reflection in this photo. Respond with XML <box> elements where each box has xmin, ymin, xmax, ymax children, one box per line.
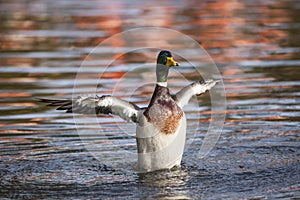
<box><xmin>0</xmin><ymin>102</ymin><xmax>35</xmax><ymax>107</ymax></box>
<box><xmin>0</xmin><ymin>92</ymin><xmax>30</xmax><ymax>98</ymax></box>
<box><xmin>101</xmin><ymin>71</ymin><xmax>126</xmax><ymax>79</ymax></box>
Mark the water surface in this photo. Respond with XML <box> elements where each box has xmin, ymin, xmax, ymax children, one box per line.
<box><xmin>0</xmin><ymin>0</ymin><xmax>299</xmax><ymax>199</ymax></box>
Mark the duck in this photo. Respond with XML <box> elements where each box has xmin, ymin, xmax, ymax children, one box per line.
<box><xmin>39</xmin><ymin>50</ymin><xmax>219</xmax><ymax>173</ymax></box>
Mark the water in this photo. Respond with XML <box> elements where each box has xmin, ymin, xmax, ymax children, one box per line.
<box><xmin>0</xmin><ymin>0</ymin><xmax>299</xmax><ymax>199</ymax></box>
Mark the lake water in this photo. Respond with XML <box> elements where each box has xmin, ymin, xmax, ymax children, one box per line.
<box><xmin>0</xmin><ymin>0</ymin><xmax>299</xmax><ymax>199</ymax></box>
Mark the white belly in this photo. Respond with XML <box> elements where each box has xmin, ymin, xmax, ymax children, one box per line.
<box><xmin>136</xmin><ymin>113</ymin><xmax>186</xmax><ymax>173</ymax></box>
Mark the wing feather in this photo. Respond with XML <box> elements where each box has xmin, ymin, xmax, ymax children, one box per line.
<box><xmin>38</xmin><ymin>95</ymin><xmax>140</xmax><ymax>123</ymax></box>
<box><xmin>175</xmin><ymin>80</ymin><xmax>219</xmax><ymax>108</ymax></box>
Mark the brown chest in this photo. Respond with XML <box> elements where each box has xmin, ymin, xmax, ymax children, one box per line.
<box><xmin>144</xmin><ymin>98</ymin><xmax>183</xmax><ymax>135</ymax></box>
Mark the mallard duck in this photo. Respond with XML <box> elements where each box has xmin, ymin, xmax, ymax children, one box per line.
<box><xmin>39</xmin><ymin>50</ymin><xmax>219</xmax><ymax>173</ymax></box>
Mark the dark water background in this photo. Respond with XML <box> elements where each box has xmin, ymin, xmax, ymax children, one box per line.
<box><xmin>0</xmin><ymin>0</ymin><xmax>299</xmax><ymax>199</ymax></box>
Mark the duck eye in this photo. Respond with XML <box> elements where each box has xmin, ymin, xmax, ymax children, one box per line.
<box><xmin>162</xmin><ymin>56</ymin><xmax>168</xmax><ymax>65</ymax></box>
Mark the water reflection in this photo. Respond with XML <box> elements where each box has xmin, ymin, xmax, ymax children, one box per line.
<box><xmin>0</xmin><ymin>0</ymin><xmax>299</xmax><ymax>199</ymax></box>
<box><xmin>138</xmin><ymin>167</ymin><xmax>191</xmax><ymax>199</ymax></box>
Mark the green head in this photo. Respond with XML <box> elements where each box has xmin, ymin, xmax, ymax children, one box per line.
<box><xmin>156</xmin><ymin>50</ymin><xmax>180</xmax><ymax>83</ymax></box>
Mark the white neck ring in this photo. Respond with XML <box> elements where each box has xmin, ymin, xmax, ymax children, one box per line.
<box><xmin>157</xmin><ymin>82</ymin><xmax>167</xmax><ymax>87</ymax></box>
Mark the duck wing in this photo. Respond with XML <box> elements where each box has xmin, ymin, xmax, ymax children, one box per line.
<box><xmin>38</xmin><ymin>95</ymin><xmax>141</xmax><ymax>123</ymax></box>
<box><xmin>174</xmin><ymin>80</ymin><xmax>219</xmax><ymax>108</ymax></box>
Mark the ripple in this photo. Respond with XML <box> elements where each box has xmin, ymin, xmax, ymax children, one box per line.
<box><xmin>0</xmin><ymin>0</ymin><xmax>299</xmax><ymax>199</ymax></box>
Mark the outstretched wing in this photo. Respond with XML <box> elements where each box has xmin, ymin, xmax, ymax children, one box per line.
<box><xmin>175</xmin><ymin>80</ymin><xmax>219</xmax><ymax>108</ymax></box>
<box><xmin>38</xmin><ymin>95</ymin><xmax>141</xmax><ymax>123</ymax></box>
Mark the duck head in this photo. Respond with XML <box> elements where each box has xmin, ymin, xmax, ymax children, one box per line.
<box><xmin>156</xmin><ymin>50</ymin><xmax>180</xmax><ymax>83</ymax></box>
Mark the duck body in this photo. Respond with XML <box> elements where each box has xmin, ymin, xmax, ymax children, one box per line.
<box><xmin>39</xmin><ymin>50</ymin><xmax>219</xmax><ymax>173</ymax></box>
<box><xmin>136</xmin><ymin>84</ymin><xmax>186</xmax><ymax>172</ymax></box>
